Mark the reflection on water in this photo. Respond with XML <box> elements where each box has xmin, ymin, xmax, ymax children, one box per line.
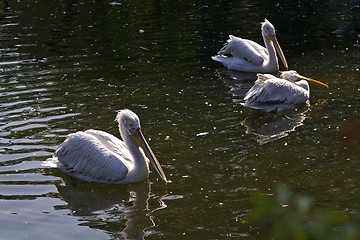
<box><xmin>214</xmin><ymin>68</ymin><xmax>260</xmax><ymax>83</ymax></box>
<box><xmin>216</xmin><ymin>69</ymin><xmax>258</xmax><ymax>99</ymax></box>
<box><xmin>240</xmin><ymin>108</ymin><xmax>308</xmax><ymax>145</ymax></box>
<box><xmin>0</xmin><ymin>0</ymin><xmax>359</xmax><ymax>239</ymax></box>
<box><xmin>217</xmin><ymin>69</ymin><xmax>309</xmax><ymax>145</ymax></box>
<box><xmin>56</xmin><ymin>177</ymin><xmax>164</xmax><ymax>240</ymax></box>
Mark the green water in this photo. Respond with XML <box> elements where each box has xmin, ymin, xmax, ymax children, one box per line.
<box><xmin>0</xmin><ymin>0</ymin><xmax>359</xmax><ymax>239</ymax></box>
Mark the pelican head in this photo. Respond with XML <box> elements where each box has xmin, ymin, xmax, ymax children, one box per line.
<box><xmin>261</xmin><ymin>19</ymin><xmax>276</xmax><ymax>36</ymax></box>
<box><xmin>117</xmin><ymin>109</ymin><xmax>141</xmax><ymax>135</ymax></box>
<box><xmin>280</xmin><ymin>70</ymin><xmax>329</xmax><ymax>88</ymax></box>
<box><xmin>262</xmin><ymin>19</ymin><xmax>288</xmax><ymax>70</ymax></box>
<box><xmin>116</xmin><ymin>109</ymin><xmax>168</xmax><ymax>183</ymax></box>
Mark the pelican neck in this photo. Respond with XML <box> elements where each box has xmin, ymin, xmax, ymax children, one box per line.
<box><xmin>262</xmin><ymin>33</ymin><xmax>278</xmax><ymax>70</ymax></box>
<box><xmin>119</xmin><ymin>126</ymin><xmax>149</xmax><ymax>181</ymax></box>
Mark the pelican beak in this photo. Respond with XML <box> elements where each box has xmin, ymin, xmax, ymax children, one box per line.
<box><xmin>130</xmin><ymin>128</ymin><xmax>168</xmax><ymax>183</ymax></box>
<box><xmin>299</xmin><ymin>75</ymin><xmax>329</xmax><ymax>88</ymax></box>
<box><xmin>267</xmin><ymin>35</ymin><xmax>288</xmax><ymax>70</ymax></box>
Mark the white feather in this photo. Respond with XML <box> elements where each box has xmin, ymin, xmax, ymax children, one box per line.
<box><xmin>55</xmin><ymin>130</ymin><xmax>133</xmax><ymax>182</ymax></box>
<box><xmin>218</xmin><ymin>35</ymin><xmax>266</xmax><ymax>65</ymax></box>
<box><xmin>242</xmin><ymin>72</ymin><xmax>310</xmax><ymax>112</ymax></box>
<box><xmin>212</xmin><ymin>19</ymin><xmax>288</xmax><ymax>73</ymax></box>
<box><xmin>50</xmin><ymin>109</ymin><xmax>167</xmax><ymax>184</ymax></box>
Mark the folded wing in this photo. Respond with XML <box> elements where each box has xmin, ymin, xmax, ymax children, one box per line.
<box><xmin>243</xmin><ymin>74</ymin><xmax>309</xmax><ymax>112</ymax></box>
<box><xmin>217</xmin><ymin>35</ymin><xmax>268</xmax><ymax>65</ymax></box>
<box><xmin>54</xmin><ymin>130</ymin><xmax>131</xmax><ymax>183</ymax></box>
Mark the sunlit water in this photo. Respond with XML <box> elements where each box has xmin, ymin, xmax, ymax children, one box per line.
<box><xmin>0</xmin><ymin>0</ymin><xmax>359</xmax><ymax>239</ymax></box>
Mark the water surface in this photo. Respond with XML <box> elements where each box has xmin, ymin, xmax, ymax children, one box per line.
<box><xmin>0</xmin><ymin>0</ymin><xmax>359</xmax><ymax>239</ymax></box>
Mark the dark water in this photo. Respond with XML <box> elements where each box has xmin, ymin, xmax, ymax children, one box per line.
<box><xmin>0</xmin><ymin>0</ymin><xmax>359</xmax><ymax>239</ymax></box>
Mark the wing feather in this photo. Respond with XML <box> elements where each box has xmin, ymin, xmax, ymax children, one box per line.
<box><xmin>243</xmin><ymin>74</ymin><xmax>309</xmax><ymax>112</ymax></box>
<box><xmin>217</xmin><ymin>35</ymin><xmax>267</xmax><ymax>65</ymax></box>
<box><xmin>54</xmin><ymin>130</ymin><xmax>131</xmax><ymax>182</ymax></box>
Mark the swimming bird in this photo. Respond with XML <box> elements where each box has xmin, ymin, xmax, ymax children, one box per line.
<box><xmin>52</xmin><ymin>109</ymin><xmax>168</xmax><ymax>184</ymax></box>
<box><xmin>212</xmin><ymin>19</ymin><xmax>288</xmax><ymax>73</ymax></box>
<box><xmin>241</xmin><ymin>71</ymin><xmax>329</xmax><ymax>112</ymax></box>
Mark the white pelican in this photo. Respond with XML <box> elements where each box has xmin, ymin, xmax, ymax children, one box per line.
<box><xmin>52</xmin><ymin>109</ymin><xmax>168</xmax><ymax>184</ymax></box>
<box><xmin>212</xmin><ymin>19</ymin><xmax>288</xmax><ymax>73</ymax></box>
<box><xmin>241</xmin><ymin>71</ymin><xmax>329</xmax><ymax>112</ymax></box>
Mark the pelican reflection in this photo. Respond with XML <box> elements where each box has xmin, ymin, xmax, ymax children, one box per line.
<box><xmin>215</xmin><ymin>69</ymin><xmax>257</xmax><ymax>98</ymax></box>
<box><xmin>240</xmin><ymin>108</ymin><xmax>308</xmax><ymax>145</ymax></box>
<box><xmin>55</xmin><ymin>177</ymin><xmax>164</xmax><ymax>240</ymax></box>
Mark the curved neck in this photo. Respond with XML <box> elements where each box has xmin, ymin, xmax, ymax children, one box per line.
<box><xmin>262</xmin><ymin>34</ymin><xmax>279</xmax><ymax>71</ymax></box>
<box><xmin>123</xmin><ymin>133</ymin><xmax>144</xmax><ymax>162</ymax></box>
<box><xmin>119</xmin><ymin>127</ymin><xmax>149</xmax><ymax>182</ymax></box>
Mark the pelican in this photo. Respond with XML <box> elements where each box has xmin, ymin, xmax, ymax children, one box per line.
<box><xmin>52</xmin><ymin>109</ymin><xmax>168</xmax><ymax>184</ymax></box>
<box><xmin>212</xmin><ymin>19</ymin><xmax>288</xmax><ymax>73</ymax></box>
<box><xmin>241</xmin><ymin>71</ymin><xmax>329</xmax><ymax>112</ymax></box>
